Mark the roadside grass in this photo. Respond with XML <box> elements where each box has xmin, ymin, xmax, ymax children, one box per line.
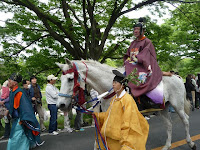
<box><xmin>0</xmin><ymin>120</ymin><xmax>5</xmax><ymax>137</ymax></box>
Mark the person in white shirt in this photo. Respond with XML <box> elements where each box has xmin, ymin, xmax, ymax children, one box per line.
<box><xmin>46</xmin><ymin>75</ymin><xmax>59</xmax><ymax>135</ymax></box>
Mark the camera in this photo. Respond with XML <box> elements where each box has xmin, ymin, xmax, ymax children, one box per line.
<box><xmin>36</xmin><ymin>98</ymin><xmax>42</xmax><ymax>104</ymax></box>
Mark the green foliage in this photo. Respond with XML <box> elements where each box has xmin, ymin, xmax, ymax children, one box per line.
<box><xmin>125</xmin><ymin>68</ymin><xmax>140</xmax><ymax>86</ymax></box>
<box><xmin>0</xmin><ymin>0</ymin><xmax>199</xmax><ymax>83</ymax></box>
<box><xmin>161</xmin><ymin>2</ymin><xmax>200</xmax><ymax>76</ymax></box>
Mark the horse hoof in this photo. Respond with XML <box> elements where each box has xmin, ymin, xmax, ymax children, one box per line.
<box><xmin>192</xmin><ymin>144</ymin><xmax>196</xmax><ymax>150</ymax></box>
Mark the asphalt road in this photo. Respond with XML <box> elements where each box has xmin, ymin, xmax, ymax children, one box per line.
<box><xmin>0</xmin><ymin>110</ymin><xmax>200</xmax><ymax>150</ymax></box>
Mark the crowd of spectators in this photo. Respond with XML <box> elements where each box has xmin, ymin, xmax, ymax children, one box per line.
<box><xmin>0</xmin><ymin>74</ymin><xmax>87</xmax><ymax>142</ymax></box>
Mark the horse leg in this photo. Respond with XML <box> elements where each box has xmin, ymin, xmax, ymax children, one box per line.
<box><xmin>94</xmin><ymin>141</ymin><xmax>98</xmax><ymax>150</ymax></box>
<box><xmin>160</xmin><ymin>104</ymin><xmax>172</xmax><ymax>150</ymax></box>
<box><xmin>175</xmin><ymin>109</ymin><xmax>196</xmax><ymax>149</ymax></box>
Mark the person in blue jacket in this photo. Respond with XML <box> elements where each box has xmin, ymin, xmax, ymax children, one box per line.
<box><xmin>7</xmin><ymin>73</ymin><xmax>44</xmax><ymax>150</ymax></box>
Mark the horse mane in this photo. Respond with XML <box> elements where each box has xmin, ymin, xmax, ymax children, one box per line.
<box><xmin>83</xmin><ymin>59</ymin><xmax>112</xmax><ymax>68</ymax></box>
<box><xmin>75</xmin><ymin>59</ymin><xmax>124</xmax><ymax>73</ymax></box>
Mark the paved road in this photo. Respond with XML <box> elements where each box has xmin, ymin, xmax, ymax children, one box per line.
<box><xmin>0</xmin><ymin>110</ymin><xmax>200</xmax><ymax>150</ymax></box>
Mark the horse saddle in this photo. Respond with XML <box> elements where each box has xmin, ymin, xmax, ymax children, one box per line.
<box><xmin>135</xmin><ymin>95</ymin><xmax>163</xmax><ymax>110</ymax></box>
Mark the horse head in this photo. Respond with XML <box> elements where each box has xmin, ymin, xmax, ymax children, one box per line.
<box><xmin>56</xmin><ymin>59</ymin><xmax>86</xmax><ymax>111</ymax></box>
<box><xmin>56</xmin><ymin>59</ymin><xmax>75</xmax><ymax>111</ymax></box>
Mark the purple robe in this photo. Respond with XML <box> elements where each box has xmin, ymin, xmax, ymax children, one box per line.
<box><xmin>124</xmin><ymin>37</ymin><xmax>162</xmax><ymax>97</ymax></box>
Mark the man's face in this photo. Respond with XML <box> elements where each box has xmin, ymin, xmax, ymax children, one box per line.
<box><xmin>27</xmin><ymin>81</ymin><xmax>30</xmax><ymax>85</ymax></box>
<box><xmin>134</xmin><ymin>27</ymin><xmax>144</xmax><ymax>38</ymax></box>
<box><xmin>134</xmin><ymin>27</ymin><xmax>141</xmax><ymax>38</ymax></box>
<box><xmin>50</xmin><ymin>80</ymin><xmax>56</xmax><ymax>85</ymax></box>
<box><xmin>112</xmin><ymin>81</ymin><xmax>122</xmax><ymax>93</ymax></box>
<box><xmin>23</xmin><ymin>81</ymin><xmax>29</xmax><ymax>89</ymax></box>
<box><xmin>8</xmin><ymin>79</ymin><xmax>17</xmax><ymax>89</ymax></box>
<box><xmin>31</xmin><ymin>78</ymin><xmax>37</xmax><ymax>84</ymax></box>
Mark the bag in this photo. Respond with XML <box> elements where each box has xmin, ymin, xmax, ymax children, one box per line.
<box><xmin>0</xmin><ymin>105</ymin><xmax>7</xmax><ymax>119</ymax></box>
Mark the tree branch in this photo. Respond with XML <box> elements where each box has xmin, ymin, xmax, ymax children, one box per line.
<box><xmin>41</xmin><ymin>17</ymin><xmax>81</xmax><ymax>59</ymax></box>
<box><xmin>7</xmin><ymin>0</ymin><xmax>84</xmax><ymax>59</ymax></box>
<box><xmin>0</xmin><ymin>34</ymin><xmax>50</xmax><ymax>58</ymax></box>
<box><xmin>82</xmin><ymin>0</ymin><xmax>90</xmax><ymax>58</ymax></box>
<box><xmin>0</xmin><ymin>0</ymin><xmax>19</xmax><ymax>5</ymax></box>
<box><xmin>98</xmin><ymin>0</ymin><xmax>127</xmax><ymax>56</ymax></box>
<box><xmin>101</xmin><ymin>39</ymin><xmax>126</xmax><ymax>63</ymax></box>
<box><xmin>19</xmin><ymin>0</ymin><xmax>83</xmax><ymax>57</ymax></box>
<box><xmin>66</xmin><ymin>3</ymin><xmax>84</xmax><ymax>27</ymax></box>
<box><xmin>169</xmin><ymin>0</ymin><xmax>200</xmax><ymax>3</ymax></box>
<box><xmin>119</xmin><ymin>0</ymin><xmax>158</xmax><ymax>16</ymax></box>
<box><xmin>167</xmin><ymin>2</ymin><xmax>200</xmax><ymax>32</ymax></box>
<box><xmin>86</xmin><ymin>0</ymin><xmax>100</xmax><ymax>58</ymax></box>
<box><xmin>35</xmin><ymin>67</ymin><xmax>59</xmax><ymax>76</ymax></box>
<box><xmin>119</xmin><ymin>0</ymin><xmax>200</xmax><ymax>16</ymax></box>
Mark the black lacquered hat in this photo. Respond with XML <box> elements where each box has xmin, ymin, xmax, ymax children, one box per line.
<box><xmin>112</xmin><ymin>70</ymin><xmax>127</xmax><ymax>84</ymax></box>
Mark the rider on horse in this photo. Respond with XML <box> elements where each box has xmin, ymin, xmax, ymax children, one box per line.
<box><xmin>124</xmin><ymin>18</ymin><xmax>171</xmax><ymax>111</ymax></box>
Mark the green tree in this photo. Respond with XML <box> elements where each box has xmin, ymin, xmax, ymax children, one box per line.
<box><xmin>162</xmin><ymin>2</ymin><xmax>200</xmax><ymax>75</ymax></box>
<box><xmin>0</xmin><ymin>0</ymin><xmax>198</xmax><ymax>83</ymax></box>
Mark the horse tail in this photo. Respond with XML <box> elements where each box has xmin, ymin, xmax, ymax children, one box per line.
<box><xmin>184</xmin><ymin>91</ymin><xmax>191</xmax><ymax>116</ymax></box>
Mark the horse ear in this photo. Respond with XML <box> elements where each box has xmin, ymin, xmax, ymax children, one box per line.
<box><xmin>65</xmin><ymin>58</ymin><xmax>73</xmax><ymax>67</ymax></box>
<box><xmin>56</xmin><ymin>62</ymin><xmax>64</xmax><ymax>70</ymax></box>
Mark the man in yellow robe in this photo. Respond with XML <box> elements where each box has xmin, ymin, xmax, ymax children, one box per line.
<box><xmin>94</xmin><ymin>70</ymin><xmax>149</xmax><ymax>150</ymax></box>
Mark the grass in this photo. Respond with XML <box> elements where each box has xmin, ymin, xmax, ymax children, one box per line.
<box><xmin>0</xmin><ymin>119</ymin><xmax>5</xmax><ymax>137</ymax></box>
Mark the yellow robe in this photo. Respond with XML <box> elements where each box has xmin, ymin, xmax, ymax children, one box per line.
<box><xmin>94</xmin><ymin>92</ymin><xmax>149</xmax><ymax>150</ymax></box>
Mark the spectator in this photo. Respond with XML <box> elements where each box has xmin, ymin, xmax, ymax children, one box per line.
<box><xmin>191</xmin><ymin>74</ymin><xmax>197</xmax><ymax>109</ymax></box>
<box><xmin>170</xmin><ymin>70</ymin><xmax>175</xmax><ymax>74</ymax></box>
<box><xmin>22</xmin><ymin>79</ymin><xmax>30</xmax><ymax>97</ymax></box>
<box><xmin>74</xmin><ymin>95</ymin><xmax>85</xmax><ymax>132</ymax></box>
<box><xmin>0</xmin><ymin>80</ymin><xmax>11</xmax><ymax>140</ymax></box>
<box><xmin>29</xmin><ymin>75</ymin><xmax>46</xmax><ymax>132</ymax></box>
<box><xmin>45</xmin><ymin>75</ymin><xmax>59</xmax><ymax>135</ymax></box>
<box><xmin>0</xmin><ymin>80</ymin><xmax>10</xmax><ymax>123</ymax></box>
<box><xmin>185</xmin><ymin>75</ymin><xmax>195</xmax><ymax>111</ymax></box>
<box><xmin>0</xmin><ymin>83</ymin><xmax>3</xmax><ymax>132</ymax></box>
<box><xmin>63</xmin><ymin>88</ymin><xmax>89</xmax><ymax>133</ymax></box>
<box><xmin>0</xmin><ymin>83</ymin><xmax>2</xmax><ymax>96</ymax></box>
<box><xmin>195</xmin><ymin>73</ymin><xmax>200</xmax><ymax>109</ymax></box>
<box><xmin>7</xmin><ymin>73</ymin><xmax>44</xmax><ymax>149</ymax></box>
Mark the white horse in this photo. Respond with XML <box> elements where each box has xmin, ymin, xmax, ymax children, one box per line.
<box><xmin>56</xmin><ymin>59</ymin><xmax>196</xmax><ymax>150</ymax></box>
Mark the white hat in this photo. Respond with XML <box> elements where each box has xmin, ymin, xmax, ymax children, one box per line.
<box><xmin>47</xmin><ymin>75</ymin><xmax>58</xmax><ymax>80</ymax></box>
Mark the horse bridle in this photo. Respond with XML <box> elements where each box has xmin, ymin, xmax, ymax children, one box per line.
<box><xmin>58</xmin><ymin>61</ymin><xmax>88</xmax><ymax>99</ymax></box>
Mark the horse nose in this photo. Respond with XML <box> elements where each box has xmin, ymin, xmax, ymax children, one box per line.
<box><xmin>60</xmin><ymin>103</ymin><xmax>66</xmax><ymax>109</ymax></box>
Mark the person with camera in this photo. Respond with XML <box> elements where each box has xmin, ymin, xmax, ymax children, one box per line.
<box><xmin>45</xmin><ymin>75</ymin><xmax>60</xmax><ymax>135</ymax></box>
<box><xmin>29</xmin><ymin>75</ymin><xmax>46</xmax><ymax>132</ymax></box>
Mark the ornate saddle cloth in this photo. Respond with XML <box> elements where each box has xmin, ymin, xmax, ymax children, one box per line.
<box><xmin>146</xmin><ymin>81</ymin><xmax>164</xmax><ymax>104</ymax></box>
